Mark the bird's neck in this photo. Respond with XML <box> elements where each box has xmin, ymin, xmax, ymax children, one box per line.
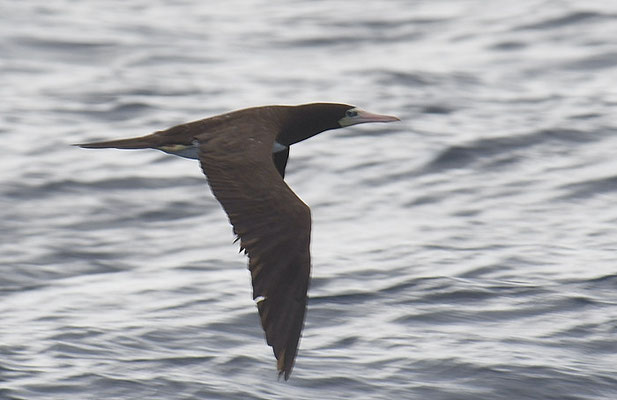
<box><xmin>277</xmin><ymin>106</ymin><xmax>340</xmax><ymax>146</ymax></box>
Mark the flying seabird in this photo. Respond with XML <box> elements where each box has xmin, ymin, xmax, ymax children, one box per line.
<box><xmin>77</xmin><ymin>103</ymin><xmax>399</xmax><ymax>379</ymax></box>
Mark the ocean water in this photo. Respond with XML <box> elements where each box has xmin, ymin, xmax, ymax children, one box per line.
<box><xmin>2</xmin><ymin>0</ymin><xmax>617</xmax><ymax>399</ymax></box>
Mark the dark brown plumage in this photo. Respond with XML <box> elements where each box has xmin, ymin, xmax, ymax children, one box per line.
<box><xmin>76</xmin><ymin>102</ymin><xmax>399</xmax><ymax>379</ymax></box>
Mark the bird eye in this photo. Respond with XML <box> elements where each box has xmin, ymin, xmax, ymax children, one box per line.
<box><xmin>346</xmin><ymin>110</ymin><xmax>358</xmax><ymax>117</ymax></box>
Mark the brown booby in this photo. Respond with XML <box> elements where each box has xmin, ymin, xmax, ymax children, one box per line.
<box><xmin>76</xmin><ymin>103</ymin><xmax>399</xmax><ymax>379</ymax></box>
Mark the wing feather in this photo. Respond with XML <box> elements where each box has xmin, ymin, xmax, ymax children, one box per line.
<box><xmin>197</xmin><ymin>128</ymin><xmax>311</xmax><ymax>380</ymax></box>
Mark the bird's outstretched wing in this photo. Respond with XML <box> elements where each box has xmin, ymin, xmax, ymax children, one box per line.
<box><xmin>198</xmin><ymin>128</ymin><xmax>311</xmax><ymax>380</ymax></box>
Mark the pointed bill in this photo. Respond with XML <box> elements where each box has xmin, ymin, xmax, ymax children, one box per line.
<box><xmin>338</xmin><ymin>107</ymin><xmax>400</xmax><ymax>127</ymax></box>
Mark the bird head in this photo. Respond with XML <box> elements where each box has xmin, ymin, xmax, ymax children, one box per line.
<box><xmin>278</xmin><ymin>103</ymin><xmax>399</xmax><ymax>146</ymax></box>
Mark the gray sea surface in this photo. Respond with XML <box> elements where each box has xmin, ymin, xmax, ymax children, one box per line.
<box><xmin>2</xmin><ymin>1</ymin><xmax>617</xmax><ymax>399</ymax></box>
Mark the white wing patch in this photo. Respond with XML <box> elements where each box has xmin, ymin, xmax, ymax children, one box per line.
<box><xmin>159</xmin><ymin>140</ymin><xmax>286</xmax><ymax>159</ymax></box>
<box><xmin>272</xmin><ymin>141</ymin><xmax>288</xmax><ymax>153</ymax></box>
<box><xmin>158</xmin><ymin>141</ymin><xmax>200</xmax><ymax>159</ymax></box>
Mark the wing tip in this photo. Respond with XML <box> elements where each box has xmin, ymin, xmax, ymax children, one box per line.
<box><xmin>278</xmin><ymin>369</ymin><xmax>291</xmax><ymax>381</ymax></box>
<box><xmin>275</xmin><ymin>343</ymin><xmax>299</xmax><ymax>381</ymax></box>
<box><xmin>277</xmin><ymin>357</ymin><xmax>293</xmax><ymax>381</ymax></box>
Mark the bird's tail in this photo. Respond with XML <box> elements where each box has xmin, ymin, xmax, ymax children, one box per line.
<box><xmin>74</xmin><ymin>135</ymin><xmax>156</xmax><ymax>149</ymax></box>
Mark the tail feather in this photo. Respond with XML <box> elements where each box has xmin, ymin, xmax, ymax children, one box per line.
<box><xmin>74</xmin><ymin>136</ymin><xmax>156</xmax><ymax>150</ymax></box>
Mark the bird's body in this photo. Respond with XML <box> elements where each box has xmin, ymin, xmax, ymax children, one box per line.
<box><xmin>77</xmin><ymin>103</ymin><xmax>399</xmax><ymax>379</ymax></box>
